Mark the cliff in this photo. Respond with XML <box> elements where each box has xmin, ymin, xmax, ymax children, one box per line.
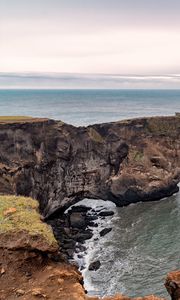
<box><xmin>0</xmin><ymin>116</ymin><xmax>179</xmax><ymax>218</ymax></box>
<box><xmin>0</xmin><ymin>195</ymin><xmax>86</xmax><ymax>300</ymax></box>
<box><xmin>0</xmin><ymin>195</ymin><xmax>179</xmax><ymax>300</ymax></box>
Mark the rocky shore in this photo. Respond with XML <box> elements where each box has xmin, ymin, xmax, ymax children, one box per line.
<box><xmin>0</xmin><ymin>115</ymin><xmax>179</xmax><ymax>299</ymax></box>
<box><xmin>0</xmin><ymin>195</ymin><xmax>180</xmax><ymax>300</ymax></box>
<box><xmin>47</xmin><ymin>203</ymin><xmax>114</xmax><ymax>266</ymax></box>
<box><xmin>0</xmin><ymin>195</ymin><xmax>94</xmax><ymax>300</ymax></box>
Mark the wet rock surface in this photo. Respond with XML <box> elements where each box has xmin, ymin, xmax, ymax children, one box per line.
<box><xmin>88</xmin><ymin>260</ymin><xmax>101</xmax><ymax>271</ymax></box>
<box><xmin>99</xmin><ymin>211</ymin><xmax>115</xmax><ymax>217</ymax></box>
<box><xmin>100</xmin><ymin>227</ymin><xmax>112</xmax><ymax>237</ymax></box>
<box><xmin>47</xmin><ymin>205</ymin><xmax>114</xmax><ymax>261</ymax></box>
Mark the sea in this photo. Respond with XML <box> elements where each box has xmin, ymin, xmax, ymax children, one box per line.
<box><xmin>0</xmin><ymin>89</ymin><xmax>180</xmax><ymax>298</ymax></box>
<box><xmin>0</xmin><ymin>89</ymin><xmax>180</xmax><ymax>126</ymax></box>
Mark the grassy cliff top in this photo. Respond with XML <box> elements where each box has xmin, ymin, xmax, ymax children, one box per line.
<box><xmin>0</xmin><ymin>195</ymin><xmax>58</xmax><ymax>251</ymax></box>
<box><xmin>0</xmin><ymin>116</ymin><xmax>49</xmax><ymax>123</ymax></box>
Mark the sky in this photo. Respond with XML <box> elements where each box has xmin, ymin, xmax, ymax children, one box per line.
<box><xmin>0</xmin><ymin>0</ymin><xmax>180</xmax><ymax>88</ymax></box>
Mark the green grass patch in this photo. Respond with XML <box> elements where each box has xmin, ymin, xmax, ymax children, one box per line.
<box><xmin>0</xmin><ymin>116</ymin><xmax>50</xmax><ymax>124</ymax></box>
<box><xmin>134</xmin><ymin>151</ymin><xmax>144</xmax><ymax>161</ymax></box>
<box><xmin>130</xmin><ymin>149</ymin><xmax>144</xmax><ymax>162</ymax></box>
<box><xmin>88</xmin><ymin>127</ymin><xmax>104</xmax><ymax>143</ymax></box>
<box><xmin>0</xmin><ymin>195</ymin><xmax>57</xmax><ymax>246</ymax></box>
<box><xmin>0</xmin><ymin>116</ymin><xmax>33</xmax><ymax>122</ymax></box>
<box><xmin>146</xmin><ymin>118</ymin><xmax>179</xmax><ymax>136</ymax></box>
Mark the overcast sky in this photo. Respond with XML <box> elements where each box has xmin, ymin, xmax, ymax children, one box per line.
<box><xmin>0</xmin><ymin>0</ymin><xmax>180</xmax><ymax>88</ymax></box>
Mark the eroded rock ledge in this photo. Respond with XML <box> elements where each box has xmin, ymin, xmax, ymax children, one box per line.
<box><xmin>0</xmin><ymin>195</ymin><xmax>85</xmax><ymax>300</ymax></box>
<box><xmin>0</xmin><ymin>116</ymin><xmax>179</xmax><ymax>217</ymax></box>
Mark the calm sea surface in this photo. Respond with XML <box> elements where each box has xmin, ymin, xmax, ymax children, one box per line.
<box><xmin>0</xmin><ymin>89</ymin><xmax>180</xmax><ymax>125</ymax></box>
<box><xmin>0</xmin><ymin>89</ymin><xmax>179</xmax><ymax>298</ymax></box>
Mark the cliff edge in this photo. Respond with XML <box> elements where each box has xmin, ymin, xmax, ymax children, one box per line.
<box><xmin>0</xmin><ymin>115</ymin><xmax>179</xmax><ymax>217</ymax></box>
<box><xmin>0</xmin><ymin>195</ymin><xmax>86</xmax><ymax>300</ymax></box>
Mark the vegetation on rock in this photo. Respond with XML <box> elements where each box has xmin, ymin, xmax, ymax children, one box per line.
<box><xmin>0</xmin><ymin>116</ymin><xmax>49</xmax><ymax>123</ymax></box>
<box><xmin>0</xmin><ymin>195</ymin><xmax>57</xmax><ymax>250</ymax></box>
<box><xmin>0</xmin><ymin>116</ymin><xmax>32</xmax><ymax>121</ymax></box>
<box><xmin>146</xmin><ymin>117</ymin><xmax>180</xmax><ymax>136</ymax></box>
<box><xmin>88</xmin><ymin>127</ymin><xmax>104</xmax><ymax>143</ymax></box>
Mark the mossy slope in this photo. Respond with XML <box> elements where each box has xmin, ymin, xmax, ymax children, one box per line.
<box><xmin>0</xmin><ymin>195</ymin><xmax>58</xmax><ymax>252</ymax></box>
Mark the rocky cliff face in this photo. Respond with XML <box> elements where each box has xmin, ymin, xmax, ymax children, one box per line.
<box><xmin>0</xmin><ymin>195</ymin><xmax>180</xmax><ymax>300</ymax></box>
<box><xmin>0</xmin><ymin>194</ymin><xmax>179</xmax><ymax>300</ymax></box>
<box><xmin>0</xmin><ymin>116</ymin><xmax>179</xmax><ymax>217</ymax></box>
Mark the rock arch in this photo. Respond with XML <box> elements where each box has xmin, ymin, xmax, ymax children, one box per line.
<box><xmin>0</xmin><ymin>116</ymin><xmax>179</xmax><ymax>218</ymax></box>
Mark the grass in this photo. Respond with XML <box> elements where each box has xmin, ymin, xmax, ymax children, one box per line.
<box><xmin>0</xmin><ymin>116</ymin><xmax>49</xmax><ymax>123</ymax></box>
<box><xmin>129</xmin><ymin>149</ymin><xmax>144</xmax><ymax>162</ymax></box>
<box><xmin>88</xmin><ymin>127</ymin><xmax>104</xmax><ymax>143</ymax></box>
<box><xmin>0</xmin><ymin>195</ymin><xmax>57</xmax><ymax>247</ymax></box>
<box><xmin>146</xmin><ymin>118</ymin><xmax>179</xmax><ymax>136</ymax></box>
<box><xmin>133</xmin><ymin>151</ymin><xmax>144</xmax><ymax>161</ymax></box>
<box><xmin>0</xmin><ymin>116</ymin><xmax>32</xmax><ymax>121</ymax></box>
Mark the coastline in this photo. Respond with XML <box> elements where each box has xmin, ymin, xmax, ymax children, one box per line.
<box><xmin>0</xmin><ymin>115</ymin><xmax>179</xmax><ymax>217</ymax></box>
<box><xmin>0</xmin><ymin>115</ymin><xmax>179</xmax><ymax>299</ymax></box>
<box><xmin>0</xmin><ymin>195</ymin><xmax>180</xmax><ymax>300</ymax></box>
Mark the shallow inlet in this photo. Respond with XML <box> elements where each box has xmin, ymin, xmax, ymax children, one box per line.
<box><xmin>72</xmin><ymin>189</ymin><xmax>180</xmax><ymax>298</ymax></box>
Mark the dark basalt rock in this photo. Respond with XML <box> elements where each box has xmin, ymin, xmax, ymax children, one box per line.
<box><xmin>69</xmin><ymin>212</ymin><xmax>86</xmax><ymax>229</ymax></box>
<box><xmin>0</xmin><ymin>116</ymin><xmax>179</xmax><ymax>218</ymax></box>
<box><xmin>70</xmin><ymin>205</ymin><xmax>91</xmax><ymax>213</ymax></box>
<box><xmin>86</xmin><ymin>215</ymin><xmax>98</xmax><ymax>221</ymax></box>
<box><xmin>100</xmin><ymin>228</ymin><xmax>112</xmax><ymax>237</ymax></box>
<box><xmin>66</xmin><ymin>249</ymin><xmax>74</xmax><ymax>258</ymax></box>
<box><xmin>47</xmin><ymin>207</ymin><xmax>98</xmax><ymax>259</ymax></box>
<box><xmin>88</xmin><ymin>260</ymin><xmax>101</xmax><ymax>271</ymax></box>
<box><xmin>75</xmin><ymin>245</ymin><xmax>86</xmax><ymax>253</ymax></box>
<box><xmin>88</xmin><ymin>221</ymin><xmax>98</xmax><ymax>227</ymax></box>
<box><xmin>99</xmin><ymin>211</ymin><xmax>115</xmax><ymax>217</ymax></box>
<box><xmin>74</xmin><ymin>230</ymin><xmax>93</xmax><ymax>243</ymax></box>
<box><xmin>63</xmin><ymin>241</ymin><xmax>76</xmax><ymax>250</ymax></box>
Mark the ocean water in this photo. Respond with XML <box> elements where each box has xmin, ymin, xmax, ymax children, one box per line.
<box><xmin>0</xmin><ymin>89</ymin><xmax>180</xmax><ymax>126</ymax></box>
<box><xmin>76</xmin><ymin>192</ymin><xmax>180</xmax><ymax>299</ymax></box>
<box><xmin>0</xmin><ymin>89</ymin><xmax>179</xmax><ymax>297</ymax></box>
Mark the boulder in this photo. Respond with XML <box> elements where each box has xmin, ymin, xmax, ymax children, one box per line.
<box><xmin>99</xmin><ymin>211</ymin><xmax>115</xmax><ymax>217</ymax></box>
<box><xmin>70</xmin><ymin>205</ymin><xmax>91</xmax><ymax>213</ymax></box>
<box><xmin>100</xmin><ymin>228</ymin><xmax>112</xmax><ymax>237</ymax></box>
<box><xmin>165</xmin><ymin>270</ymin><xmax>180</xmax><ymax>300</ymax></box>
<box><xmin>88</xmin><ymin>260</ymin><xmax>101</xmax><ymax>271</ymax></box>
<box><xmin>69</xmin><ymin>212</ymin><xmax>86</xmax><ymax>229</ymax></box>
